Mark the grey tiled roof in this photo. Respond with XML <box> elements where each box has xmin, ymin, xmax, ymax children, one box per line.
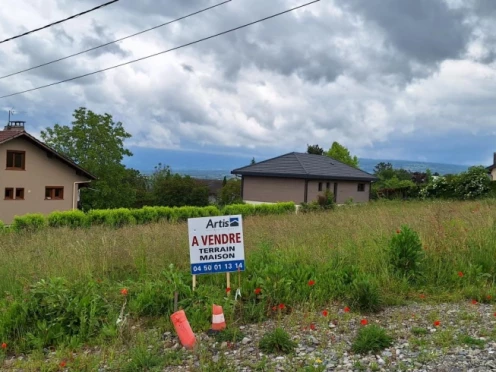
<box><xmin>231</xmin><ymin>152</ymin><xmax>378</xmax><ymax>181</ymax></box>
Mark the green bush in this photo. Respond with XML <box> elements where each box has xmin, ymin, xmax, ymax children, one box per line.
<box><xmin>0</xmin><ymin>220</ymin><xmax>4</xmax><ymax>232</ymax></box>
<box><xmin>47</xmin><ymin>210</ymin><xmax>88</xmax><ymax>228</ymax></box>
<box><xmin>129</xmin><ymin>206</ymin><xmax>160</xmax><ymax>224</ymax></box>
<box><xmin>106</xmin><ymin>208</ymin><xmax>136</xmax><ymax>227</ymax></box>
<box><xmin>11</xmin><ymin>213</ymin><xmax>46</xmax><ymax>232</ymax></box>
<box><xmin>222</xmin><ymin>204</ymin><xmax>256</xmax><ymax>216</ymax></box>
<box><xmin>259</xmin><ymin>328</ymin><xmax>297</xmax><ymax>354</ymax></box>
<box><xmin>348</xmin><ymin>274</ymin><xmax>383</xmax><ymax>313</ymax></box>
<box><xmin>86</xmin><ymin>209</ymin><xmax>109</xmax><ymax>226</ymax></box>
<box><xmin>388</xmin><ymin>225</ymin><xmax>425</xmax><ymax>282</ymax></box>
<box><xmin>351</xmin><ymin>324</ymin><xmax>393</xmax><ymax>354</ymax></box>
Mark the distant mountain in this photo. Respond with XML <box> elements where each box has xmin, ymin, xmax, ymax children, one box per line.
<box><xmin>138</xmin><ymin>158</ymin><xmax>469</xmax><ymax>180</ymax></box>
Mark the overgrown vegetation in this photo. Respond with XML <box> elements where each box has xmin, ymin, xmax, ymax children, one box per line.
<box><xmin>0</xmin><ymin>199</ymin><xmax>496</xmax><ymax>361</ymax></box>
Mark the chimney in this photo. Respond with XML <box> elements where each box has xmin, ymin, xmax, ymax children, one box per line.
<box><xmin>3</xmin><ymin>121</ymin><xmax>25</xmax><ymax>132</ymax></box>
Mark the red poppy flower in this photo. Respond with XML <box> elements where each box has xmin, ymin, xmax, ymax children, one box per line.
<box><xmin>458</xmin><ymin>271</ymin><xmax>464</xmax><ymax>277</ymax></box>
<box><xmin>344</xmin><ymin>306</ymin><xmax>350</xmax><ymax>313</ymax></box>
<box><xmin>1</xmin><ymin>342</ymin><xmax>6</xmax><ymax>349</ymax></box>
<box><xmin>322</xmin><ymin>310</ymin><xmax>328</xmax><ymax>317</ymax></box>
<box><xmin>120</xmin><ymin>288</ymin><xmax>128</xmax><ymax>296</ymax></box>
<box><xmin>308</xmin><ymin>280</ymin><xmax>315</xmax><ymax>286</ymax></box>
<box><xmin>360</xmin><ymin>319</ymin><xmax>368</xmax><ymax>326</ymax></box>
<box><xmin>471</xmin><ymin>299</ymin><xmax>477</xmax><ymax>305</ymax></box>
<box><xmin>433</xmin><ymin>320</ymin><xmax>441</xmax><ymax>327</ymax></box>
<box><xmin>278</xmin><ymin>303</ymin><xmax>285</xmax><ymax>310</ymax></box>
<box><xmin>60</xmin><ymin>361</ymin><xmax>67</xmax><ymax>368</ymax></box>
<box><xmin>487</xmin><ymin>295</ymin><xmax>492</xmax><ymax>300</ymax></box>
<box><xmin>254</xmin><ymin>288</ymin><xmax>261</xmax><ymax>295</ymax></box>
<box><xmin>419</xmin><ymin>294</ymin><xmax>426</xmax><ymax>299</ymax></box>
<box><xmin>226</xmin><ymin>287</ymin><xmax>231</xmax><ymax>293</ymax></box>
<box><xmin>310</xmin><ymin>323</ymin><xmax>316</xmax><ymax>330</ymax></box>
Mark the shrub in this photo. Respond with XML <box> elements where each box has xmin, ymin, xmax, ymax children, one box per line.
<box><xmin>0</xmin><ymin>220</ymin><xmax>4</xmax><ymax>232</ymax></box>
<box><xmin>11</xmin><ymin>213</ymin><xmax>46</xmax><ymax>232</ymax></box>
<box><xmin>106</xmin><ymin>208</ymin><xmax>136</xmax><ymax>227</ymax></box>
<box><xmin>129</xmin><ymin>207</ymin><xmax>160</xmax><ymax>224</ymax></box>
<box><xmin>222</xmin><ymin>204</ymin><xmax>256</xmax><ymax>216</ymax></box>
<box><xmin>259</xmin><ymin>328</ymin><xmax>297</xmax><ymax>354</ymax></box>
<box><xmin>317</xmin><ymin>189</ymin><xmax>335</xmax><ymax>209</ymax></box>
<box><xmin>388</xmin><ymin>225</ymin><xmax>424</xmax><ymax>282</ymax></box>
<box><xmin>47</xmin><ymin>210</ymin><xmax>88</xmax><ymax>228</ymax></box>
<box><xmin>348</xmin><ymin>275</ymin><xmax>383</xmax><ymax>313</ymax></box>
<box><xmin>351</xmin><ymin>324</ymin><xmax>393</xmax><ymax>354</ymax></box>
<box><xmin>212</xmin><ymin>328</ymin><xmax>245</xmax><ymax>343</ymax></box>
<box><xmin>86</xmin><ymin>209</ymin><xmax>109</xmax><ymax>226</ymax></box>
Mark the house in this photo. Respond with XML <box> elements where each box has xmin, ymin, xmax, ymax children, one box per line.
<box><xmin>0</xmin><ymin>121</ymin><xmax>96</xmax><ymax>224</ymax></box>
<box><xmin>193</xmin><ymin>178</ymin><xmax>224</xmax><ymax>203</ymax></box>
<box><xmin>487</xmin><ymin>153</ymin><xmax>496</xmax><ymax>181</ymax></box>
<box><xmin>231</xmin><ymin>152</ymin><xmax>378</xmax><ymax>205</ymax></box>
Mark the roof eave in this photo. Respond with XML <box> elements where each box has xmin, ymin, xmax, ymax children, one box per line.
<box><xmin>1</xmin><ymin>131</ymin><xmax>97</xmax><ymax>180</ymax></box>
<box><xmin>231</xmin><ymin>171</ymin><xmax>377</xmax><ymax>182</ymax></box>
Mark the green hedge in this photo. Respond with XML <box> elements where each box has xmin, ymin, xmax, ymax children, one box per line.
<box><xmin>0</xmin><ymin>202</ymin><xmax>296</xmax><ymax>232</ymax></box>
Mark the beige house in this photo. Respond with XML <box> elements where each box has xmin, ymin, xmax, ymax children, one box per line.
<box><xmin>231</xmin><ymin>152</ymin><xmax>378</xmax><ymax>205</ymax></box>
<box><xmin>487</xmin><ymin>153</ymin><xmax>496</xmax><ymax>181</ymax></box>
<box><xmin>0</xmin><ymin>121</ymin><xmax>96</xmax><ymax>225</ymax></box>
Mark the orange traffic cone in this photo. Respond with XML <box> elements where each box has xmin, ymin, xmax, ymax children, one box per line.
<box><xmin>211</xmin><ymin>304</ymin><xmax>226</xmax><ymax>331</ymax></box>
<box><xmin>170</xmin><ymin>310</ymin><xmax>196</xmax><ymax>349</ymax></box>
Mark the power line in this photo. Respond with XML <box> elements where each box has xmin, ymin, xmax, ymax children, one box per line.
<box><xmin>0</xmin><ymin>0</ymin><xmax>232</xmax><ymax>80</ymax></box>
<box><xmin>0</xmin><ymin>0</ymin><xmax>120</xmax><ymax>45</ymax></box>
<box><xmin>0</xmin><ymin>0</ymin><xmax>320</xmax><ymax>100</ymax></box>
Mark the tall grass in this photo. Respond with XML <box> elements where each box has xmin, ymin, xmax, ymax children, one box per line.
<box><xmin>1</xmin><ymin>199</ymin><xmax>496</xmax><ymax>352</ymax></box>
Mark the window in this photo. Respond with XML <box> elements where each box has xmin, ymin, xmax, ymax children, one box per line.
<box><xmin>326</xmin><ymin>182</ymin><xmax>330</xmax><ymax>190</ymax></box>
<box><xmin>45</xmin><ymin>187</ymin><xmax>64</xmax><ymax>200</ymax></box>
<box><xmin>4</xmin><ymin>188</ymin><xmax>13</xmax><ymax>200</ymax></box>
<box><xmin>357</xmin><ymin>183</ymin><xmax>365</xmax><ymax>192</ymax></box>
<box><xmin>318</xmin><ymin>182</ymin><xmax>322</xmax><ymax>191</ymax></box>
<box><xmin>15</xmin><ymin>188</ymin><xmax>24</xmax><ymax>200</ymax></box>
<box><xmin>6</xmin><ymin>150</ymin><xmax>25</xmax><ymax>170</ymax></box>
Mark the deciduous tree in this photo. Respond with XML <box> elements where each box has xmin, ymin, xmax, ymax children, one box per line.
<box><xmin>326</xmin><ymin>141</ymin><xmax>359</xmax><ymax>168</ymax></box>
<box><xmin>40</xmin><ymin>107</ymin><xmax>136</xmax><ymax>210</ymax></box>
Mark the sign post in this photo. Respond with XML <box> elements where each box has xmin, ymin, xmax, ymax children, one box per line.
<box><xmin>188</xmin><ymin>214</ymin><xmax>245</xmax><ymax>290</ymax></box>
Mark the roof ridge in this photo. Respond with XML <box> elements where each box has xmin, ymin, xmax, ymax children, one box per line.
<box><xmin>293</xmin><ymin>152</ymin><xmax>309</xmax><ymax>175</ymax></box>
<box><xmin>232</xmin><ymin>152</ymin><xmax>296</xmax><ymax>172</ymax></box>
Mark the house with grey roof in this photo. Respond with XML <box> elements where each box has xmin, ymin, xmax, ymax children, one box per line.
<box><xmin>231</xmin><ymin>152</ymin><xmax>378</xmax><ymax>205</ymax></box>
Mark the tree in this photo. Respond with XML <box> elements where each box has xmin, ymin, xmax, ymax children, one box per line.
<box><xmin>40</xmin><ymin>107</ymin><xmax>136</xmax><ymax>210</ymax></box>
<box><xmin>218</xmin><ymin>178</ymin><xmax>242</xmax><ymax>206</ymax></box>
<box><xmin>150</xmin><ymin>163</ymin><xmax>209</xmax><ymax>207</ymax></box>
<box><xmin>250</xmin><ymin>157</ymin><xmax>256</xmax><ymax>165</ymax></box>
<box><xmin>326</xmin><ymin>142</ymin><xmax>359</xmax><ymax>168</ymax></box>
<box><xmin>222</xmin><ymin>176</ymin><xmax>227</xmax><ymax>186</ymax></box>
<box><xmin>307</xmin><ymin>144</ymin><xmax>325</xmax><ymax>155</ymax></box>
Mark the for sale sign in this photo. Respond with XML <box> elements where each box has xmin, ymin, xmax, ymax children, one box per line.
<box><xmin>188</xmin><ymin>214</ymin><xmax>245</xmax><ymax>275</ymax></box>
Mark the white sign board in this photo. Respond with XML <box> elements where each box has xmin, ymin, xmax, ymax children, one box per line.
<box><xmin>188</xmin><ymin>214</ymin><xmax>245</xmax><ymax>275</ymax></box>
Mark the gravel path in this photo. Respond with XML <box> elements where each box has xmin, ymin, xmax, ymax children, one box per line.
<box><xmin>163</xmin><ymin>302</ymin><xmax>496</xmax><ymax>371</ymax></box>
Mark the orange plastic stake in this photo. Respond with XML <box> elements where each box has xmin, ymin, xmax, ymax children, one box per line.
<box><xmin>211</xmin><ymin>304</ymin><xmax>226</xmax><ymax>331</ymax></box>
<box><xmin>170</xmin><ymin>310</ymin><xmax>196</xmax><ymax>349</ymax></box>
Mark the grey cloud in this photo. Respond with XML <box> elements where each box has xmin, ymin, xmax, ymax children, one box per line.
<box><xmin>341</xmin><ymin>0</ymin><xmax>471</xmax><ymax>64</ymax></box>
<box><xmin>80</xmin><ymin>21</ymin><xmax>130</xmax><ymax>58</ymax></box>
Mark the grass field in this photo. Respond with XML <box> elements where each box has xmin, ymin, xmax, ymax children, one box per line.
<box><xmin>1</xmin><ymin>199</ymin><xmax>496</xmax><ymax>369</ymax></box>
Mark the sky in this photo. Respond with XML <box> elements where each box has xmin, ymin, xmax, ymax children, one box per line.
<box><xmin>0</xmin><ymin>0</ymin><xmax>495</xmax><ymax>172</ymax></box>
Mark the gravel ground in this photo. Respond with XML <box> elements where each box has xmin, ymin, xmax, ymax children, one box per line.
<box><xmin>3</xmin><ymin>302</ymin><xmax>496</xmax><ymax>371</ymax></box>
<box><xmin>163</xmin><ymin>302</ymin><xmax>496</xmax><ymax>371</ymax></box>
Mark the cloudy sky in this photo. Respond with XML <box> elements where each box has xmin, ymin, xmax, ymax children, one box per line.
<box><xmin>0</xmin><ymin>0</ymin><xmax>495</xmax><ymax>171</ymax></box>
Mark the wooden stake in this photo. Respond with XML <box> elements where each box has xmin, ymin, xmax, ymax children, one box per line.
<box><xmin>192</xmin><ymin>275</ymin><xmax>196</xmax><ymax>291</ymax></box>
<box><xmin>226</xmin><ymin>272</ymin><xmax>231</xmax><ymax>295</ymax></box>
